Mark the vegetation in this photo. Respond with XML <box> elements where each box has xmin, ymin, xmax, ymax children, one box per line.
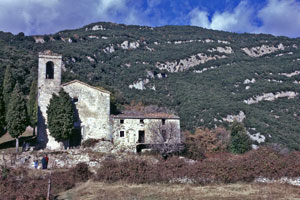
<box><xmin>58</xmin><ymin>182</ymin><xmax>300</xmax><ymax>200</ymax></box>
<box><xmin>6</xmin><ymin>83</ymin><xmax>28</xmax><ymax>153</ymax></box>
<box><xmin>230</xmin><ymin>121</ymin><xmax>252</xmax><ymax>154</ymax></box>
<box><xmin>0</xmin><ymin>22</ymin><xmax>300</xmax><ymax>149</ymax></box>
<box><xmin>47</xmin><ymin>89</ymin><xmax>75</xmax><ymax>145</ymax></box>
<box><xmin>95</xmin><ymin>147</ymin><xmax>300</xmax><ymax>185</ymax></box>
<box><xmin>183</xmin><ymin>127</ymin><xmax>230</xmax><ymax>159</ymax></box>
<box><xmin>148</xmin><ymin>121</ymin><xmax>183</xmax><ymax>159</ymax></box>
<box><xmin>0</xmin><ymin>86</ymin><xmax>5</xmax><ymax>137</ymax></box>
<box><xmin>27</xmin><ymin>79</ymin><xmax>37</xmax><ymax>135</ymax></box>
<box><xmin>0</xmin><ymin>163</ymin><xmax>91</xmax><ymax>199</ymax></box>
<box><xmin>2</xmin><ymin>66</ymin><xmax>15</xmax><ymax>113</ymax></box>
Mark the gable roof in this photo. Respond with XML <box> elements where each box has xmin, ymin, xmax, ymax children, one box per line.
<box><xmin>61</xmin><ymin>80</ymin><xmax>111</xmax><ymax>94</ymax></box>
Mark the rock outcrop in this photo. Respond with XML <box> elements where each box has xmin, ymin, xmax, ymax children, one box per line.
<box><xmin>242</xmin><ymin>43</ymin><xmax>285</xmax><ymax>57</ymax></box>
<box><xmin>156</xmin><ymin>53</ymin><xmax>227</xmax><ymax>72</ymax></box>
<box><xmin>244</xmin><ymin>91</ymin><xmax>298</xmax><ymax>104</ymax></box>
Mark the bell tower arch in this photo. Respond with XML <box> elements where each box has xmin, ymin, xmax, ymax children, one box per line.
<box><xmin>37</xmin><ymin>50</ymin><xmax>62</xmax><ymax>149</ymax></box>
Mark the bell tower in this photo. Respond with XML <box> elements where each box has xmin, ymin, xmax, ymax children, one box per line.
<box><xmin>37</xmin><ymin>50</ymin><xmax>62</xmax><ymax>149</ymax></box>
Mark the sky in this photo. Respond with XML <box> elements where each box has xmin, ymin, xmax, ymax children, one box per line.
<box><xmin>0</xmin><ymin>0</ymin><xmax>300</xmax><ymax>38</ymax></box>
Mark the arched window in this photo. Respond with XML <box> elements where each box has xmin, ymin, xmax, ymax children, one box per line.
<box><xmin>46</xmin><ymin>61</ymin><xmax>54</xmax><ymax>79</ymax></box>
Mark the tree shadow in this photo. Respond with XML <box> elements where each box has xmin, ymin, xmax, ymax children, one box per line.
<box><xmin>37</xmin><ymin>106</ymin><xmax>48</xmax><ymax>149</ymax></box>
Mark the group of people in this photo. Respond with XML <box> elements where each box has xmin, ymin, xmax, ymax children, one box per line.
<box><xmin>33</xmin><ymin>154</ymin><xmax>49</xmax><ymax>169</ymax></box>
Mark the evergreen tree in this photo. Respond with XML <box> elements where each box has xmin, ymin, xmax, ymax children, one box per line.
<box><xmin>2</xmin><ymin>66</ymin><xmax>15</xmax><ymax>112</ymax></box>
<box><xmin>0</xmin><ymin>85</ymin><xmax>5</xmax><ymax>137</ymax></box>
<box><xmin>27</xmin><ymin>80</ymin><xmax>38</xmax><ymax>135</ymax></box>
<box><xmin>6</xmin><ymin>83</ymin><xmax>28</xmax><ymax>153</ymax></box>
<box><xmin>47</xmin><ymin>89</ymin><xmax>74</xmax><ymax>144</ymax></box>
<box><xmin>230</xmin><ymin>121</ymin><xmax>252</xmax><ymax>154</ymax></box>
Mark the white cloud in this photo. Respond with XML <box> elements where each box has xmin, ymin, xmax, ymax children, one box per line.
<box><xmin>257</xmin><ymin>0</ymin><xmax>300</xmax><ymax>37</ymax></box>
<box><xmin>0</xmin><ymin>0</ymin><xmax>144</xmax><ymax>35</ymax></box>
<box><xmin>189</xmin><ymin>0</ymin><xmax>300</xmax><ymax>37</ymax></box>
<box><xmin>190</xmin><ymin>1</ymin><xmax>255</xmax><ymax>33</ymax></box>
<box><xmin>190</xmin><ymin>10</ymin><xmax>210</xmax><ymax>28</ymax></box>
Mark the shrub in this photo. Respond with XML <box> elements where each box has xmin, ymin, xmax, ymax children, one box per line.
<box><xmin>0</xmin><ymin>164</ymin><xmax>91</xmax><ymax>199</ymax></box>
<box><xmin>81</xmin><ymin>138</ymin><xmax>100</xmax><ymax>148</ymax></box>
<box><xmin>182</xmin><ymin>127</ymin><xmax>230</xmax><ymax>159</ymax></box>
<box><xmin>71</xmin><ymin>162</ymin><xmax>92</xmax><ymax>182</ymax></box>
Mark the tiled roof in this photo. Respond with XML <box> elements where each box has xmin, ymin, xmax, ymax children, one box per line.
<box><xmin>61</xmin><ymin>80</ymin><xmax>111</xmax><ymax>94</ymax></box>
<box><xmin>112</xmin><ymin>113</ymin><xmax>179</xmax><ymax>119</ymax></box>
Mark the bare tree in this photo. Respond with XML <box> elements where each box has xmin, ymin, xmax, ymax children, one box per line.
<box><xmin>148</xmin><ymin>121</ymin><xmax>183</xmax><ymax>159</ymax></box>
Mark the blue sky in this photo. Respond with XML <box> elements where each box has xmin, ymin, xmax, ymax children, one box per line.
<box><xmin>0</xmin><ymin>0</ymin><xmax>300</xmax><ymax>37</ymax></box>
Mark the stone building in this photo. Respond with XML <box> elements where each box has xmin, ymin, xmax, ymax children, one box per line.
<box><xmin>112</xmin><ymin>113</ymin><xmax>181</xmax><ymax>152</ymax></box>
<box><xmin>37</xmin><ymin>51</ymin><xmax>180</xmax><ymax>151</ymax></box>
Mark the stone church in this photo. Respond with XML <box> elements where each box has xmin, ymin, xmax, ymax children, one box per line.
<box><xmin>37</xmin><ymin>51</ymin><xmax>181</xmax><ymax>151</ymax></box>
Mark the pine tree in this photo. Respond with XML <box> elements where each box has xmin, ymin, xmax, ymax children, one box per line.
<box><xmin>27</xmin><ymin>80</ymin><xmax>38</xmax><ymax>135</ymax></box>
<box><xmin>2</xmin><ymin>66</ymin><xmax>15</xmax><ymax>112</ymax></box>
<box><xmin>6</xmin><ymin>83</ymin><xmax>28</xmax><ymax>153</ymax></box>
<box><xmin>0</xmin><ymin>85</ymin><xmax>6</xmax><ymax>137</ymax></box>
<box><xmin>47</xmin><ymin>89</ymin><xmax>74</xmax><ymax>144</ymax></box>
<box><xmin>230</xmin><ymin>121</ymin><xmax>252</xmax><ymax>154</ymax></box>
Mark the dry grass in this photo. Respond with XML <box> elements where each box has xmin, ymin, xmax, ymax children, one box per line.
<box><xmin>0</xmin><ymin>126</ymin><xmax>34</xmax><ymax>144</ymax></box>
<box><xmin>58</xmin><ymin>181</ymin><xmax>300</xmax><ymax>200</ymax></box>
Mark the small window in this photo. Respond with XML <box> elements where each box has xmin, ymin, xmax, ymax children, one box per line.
<box><xmin>138</xmin><ymin>131</ymin><xmax>145</xmax><ymax>143</ymax></box>
<box><xmin>162</xmin><ymin>130</ymin><xmax>167</xmax><ymax>142</ymax></box>
<box><xmin>120</xmin><ymin>119</ymin><xmax>124</xmax><ymax>124</ymax></box>
<box><xmin>162</xmin><ymin>119</ymin><xmax>166</xmax><ymax>125</ymax></box>
<box><xmin>120</xmin><ymin>131</ymin><xmax>124</xmax><ymax>137</ymax></box>
<box><xmin>73</xmin><ymin>97</ymin><xmax>78</xmax><ymax>103</ymax></box>
<box><xmin>140</xmin><ymin>119</ymin><xmax>144</xmax><ymax>124</ymax></box>
<box><xmin>46</xmin><ymin>61</ymin><xmax>54</xmax><ymax>79</ymax></box>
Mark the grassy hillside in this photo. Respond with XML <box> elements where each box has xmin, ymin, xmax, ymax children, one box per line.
<box><xmin>1</xmin><ymin>22</ymin><xmax>300</xmax><ymax>149</ymax></box>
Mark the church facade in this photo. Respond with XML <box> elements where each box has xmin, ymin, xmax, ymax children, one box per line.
<box><xmin>37</xmin><ymin>51</ymin><xmax>181</xmax><ymax>151</ymax></box>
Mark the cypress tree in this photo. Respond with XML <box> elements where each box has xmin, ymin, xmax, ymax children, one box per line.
<box><xmin>27</xmin><ymin>80</ymin><xmax>38</xmax><ymax>135</ymax></box>
<box><xmin>2</xmin><ymin>66</ymin><xmax>15</xmax><ymax>111</ymax></box>
<box><xmin>6</xmin><ymin>83</ymin><xmax>28</xmax><ymax>153</ymax></box>
<box><xmin>230</xmin><ymin>121</ymin><xmax>252</xmax><ymax>154</ymax></box>
<box><xmin>0</xmin><ymin>85</ymin><xmax>5</xmax><ymax>136</ymax></box>
<box><xmin>47</xmin><ymin>89</ymin><xmax>74</xmax><ymax>144</ymax></box>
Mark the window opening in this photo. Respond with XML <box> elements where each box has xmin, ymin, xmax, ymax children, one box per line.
<box><xmin>46</xmin><ymin>61</ymin><xmax>54</xmax><ymax>79</ymax></box>
<box><xmin>140</xmin><ymin>119</ymin><xmax>144</xmax><ymax>124</ymax></box>
<box><xmin>138</xmin><ymin>131</ymin><xmax>145</xmax><ymax>143</ymax></box>
<box><xmin>120</xmin><ymin>119</ymin><xmax>124</xmax><ymax>124</ymax></box>
<box><xmin>120</xmin><ymin>131</ymin><xmax>124</xmax><ymax>137</ymax></box>
<box><xmin>162</xmin><ymin>119</ymin><xmax>166</xmax><ymax>125</ymax></box>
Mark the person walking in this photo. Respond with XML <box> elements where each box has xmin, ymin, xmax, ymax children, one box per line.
<box><xmin>34</xmin><ymin>160</ymin><xmax>39</xmax><ymax>169</ymax></box>
<box><xmin>45</xmin><ymin>154</ymin><xmax>49</xmax><ymax>169</ymax></box>
<box><xmin>41</xmin><ymin>155</ymin><xmax>47</xmax><ymax>169</ymax></box>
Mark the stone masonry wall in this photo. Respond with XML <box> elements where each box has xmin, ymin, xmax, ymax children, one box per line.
<box><xmin>62</xmin><ymin>81</ymin><xmax>111</xmax><ymax>141</ymax></box>
<box><xmin>37</xmin><ymin>54</ymin><xmax>62</xmax><ymax>150</ymax></box>
<box><xmin>112</xmin><ymin>118</ymin><xmax>181</xmax><ymax>152</ymax></box>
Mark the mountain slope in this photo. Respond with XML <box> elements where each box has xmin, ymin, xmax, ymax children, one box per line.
<box><xmin>1</xmin><ymin>22</ymin><xmax>300</xmax><ymax>149</ymax></box>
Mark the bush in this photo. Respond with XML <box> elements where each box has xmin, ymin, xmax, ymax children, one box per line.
<box><xmin>71</xmin><ymin>162</ymin><xmax>92</xmax><ymax>182</ymax></box>
<box><xmin>182</xmin><ymin>127</ymin><xmax>230</xmax><ymax>159</ymax></box>
<box><xmin>81</xmin><ymin>138</ymin><xmax>100</xmax><ymax>148</ymax></box>
<box><xmin>95</xmin><ymin>147</ymin><xmax>300</xmax><ymax>185</ymax></box>
<box><xmin>0</xmin><ymin>164</ymin><xmax>91</xmax><ymax>199</ymax></box>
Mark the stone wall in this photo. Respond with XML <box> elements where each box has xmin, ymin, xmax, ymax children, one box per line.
<box><xmin>37</xmin><ymin>53</ymin><xmax>62</xmax><ymax>150</ymax></box>
<box><xmin>112</xmin><ymin>117</ymin><xmax>181</xmax><ymax>152</ymax></box>
<box><xmin>62</xmin><ymin>81</ymin><xmax>111</xmax><ymax>141</ymax></box>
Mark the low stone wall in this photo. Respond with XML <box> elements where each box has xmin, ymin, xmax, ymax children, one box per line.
<box><xmin>0</xmin><ymin>141</ymin><xmax>117</xmax><ymax>172</ymax></box>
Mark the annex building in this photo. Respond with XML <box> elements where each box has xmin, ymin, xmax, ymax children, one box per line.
<box><xmin>37</xmin><ymin>51</ymin><xmax>181</xmax><ymax>151</ymax></box>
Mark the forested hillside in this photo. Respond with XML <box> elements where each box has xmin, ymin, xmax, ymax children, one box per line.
<box><xmin>1</xmin><ymin>22</ymin><xmax>300</xmax><ymax>149</ymax></box>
